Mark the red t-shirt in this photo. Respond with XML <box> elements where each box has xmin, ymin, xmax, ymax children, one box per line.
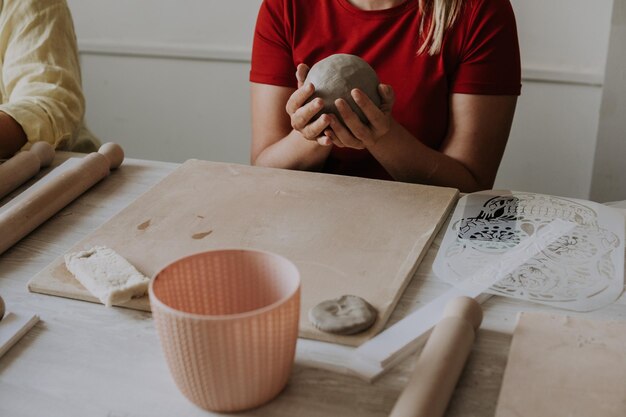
<box><xmin>250</xmin><ymin>0</ymin><xmax>521</xmax><ymax>180</ymax></box>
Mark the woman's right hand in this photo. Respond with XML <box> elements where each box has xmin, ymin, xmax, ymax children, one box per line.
<box><xmin>285</xmin><ymin>64</ymin><xmax>333</xmax><ymax>146</ymax></box>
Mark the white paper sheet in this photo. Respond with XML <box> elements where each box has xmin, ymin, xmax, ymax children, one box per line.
<box><xmin>0</xmin><ymin>312</ymin><xmax>39</xmax><ymax>358</ymax></box>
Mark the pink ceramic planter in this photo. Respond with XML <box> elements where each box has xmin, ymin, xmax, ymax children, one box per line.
<box><xmin>150</xmin><ymin>249</ymin><xmax>301</xmax><ymax>412</ymax></box>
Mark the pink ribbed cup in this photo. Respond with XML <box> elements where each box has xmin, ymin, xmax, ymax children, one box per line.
<box><xmin>149</xmin><ymin>249</ymin><xmax>301</xmax><ymax>412</ymax></box>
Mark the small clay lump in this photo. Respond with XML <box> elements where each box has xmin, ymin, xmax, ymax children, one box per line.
<box><xmin>304</xmin><ymin>54</ymin><xmax>381</xmax><ymax>125</ymax></box>
<box><xmin>309</xmin><ymin>294</ymin><xmax>378</xmax><ymax>335</ymax></box>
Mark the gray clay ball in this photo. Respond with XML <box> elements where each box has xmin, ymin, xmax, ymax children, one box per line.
<box><xmin>308</xmin><ymin>294</ymin><xmax>378</xmax><ymax>335</ymax></box>
<box><xmin>304</xmin><ymin>54</ymin><xmax>381</xmax><ymax>125</ymax></box>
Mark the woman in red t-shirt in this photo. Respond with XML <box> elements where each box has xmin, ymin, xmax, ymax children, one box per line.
<box><xmin>249</xmin><ymin>0</ymin><xmax>521</xmax><ymax>192</ymax></box>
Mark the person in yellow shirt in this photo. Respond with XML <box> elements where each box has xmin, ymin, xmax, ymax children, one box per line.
<box><xmin>0</xmin><ymin>0</ymin><xmax>99</xmax><ymax>159</ymax></box>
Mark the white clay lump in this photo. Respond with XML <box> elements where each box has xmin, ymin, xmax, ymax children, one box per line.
<box><xmin>64</xmin><ymin>246</ymin><xmax>149</xmax><ymax>307</ymax></box>
<box><xmin>309</xmin><ymin>295</ymin><xmax>378</xmax><ymax>335</ymax></box>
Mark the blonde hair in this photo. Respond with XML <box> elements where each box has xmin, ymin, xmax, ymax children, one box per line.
<box><xmin>418</xmin><ymin>0</ymin><xmax>464</xmax><ymax>55</ymax></box>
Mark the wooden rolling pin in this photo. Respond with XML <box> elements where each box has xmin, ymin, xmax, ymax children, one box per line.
<box><xmin>389</xmin><ymin>296</ymin><xmax>483</xmax><ymax>417</ymax></box>
<box><xmin>0</xmin><ymin>142</ymin><xmax>55</xmax><ymax>200</ymax></box>
<box><xmin>0</xmin><ymin>143</ymin><xmax>124</xmax><ymax>256</ymax></box>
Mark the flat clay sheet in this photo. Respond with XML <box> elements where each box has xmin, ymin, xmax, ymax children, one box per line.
<box><xmin>28</xmin><ymin>160</ymin><xmax>458</xmax><ymax>346</ymax></box>
<box><xmin>495</xmin><ymin>312</ymin><xmax>626</xmax><ymax>417</ymax></box>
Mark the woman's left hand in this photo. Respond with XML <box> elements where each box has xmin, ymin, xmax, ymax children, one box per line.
<box><xmin>325</xmin><ymin>83</ymin><xmax>395</xmax><ymax>149</ymax></box>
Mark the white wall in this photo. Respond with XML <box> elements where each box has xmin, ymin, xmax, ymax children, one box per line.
<box><xmin>68</xmin><ymin>0</ymin><xmax>261</xmax><ymax>164</ymax></box>
<box><xmin>67</xmin><ymin>0</ymin><xmax>614</xmax><ymax>199</ymax></box>
<box><xmin>590</xmin><ymin>0</ymin><xmax>626</xmax><ymax>202</ymax></box>
<box><xmin>497</xmin><ymin>0</ymin><xmax>613</xmax><ymax>199</ymax></box>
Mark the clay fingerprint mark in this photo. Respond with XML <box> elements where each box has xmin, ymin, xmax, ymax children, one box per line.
<box><xmin>137</xmin><ymin>219</ymin><xmax>151</xmax><ymax>230</ymax></box>
<box><xmin>192</xmin><ymin>231</ymin><xmax>213</xmax><ymax>240</ymax></box>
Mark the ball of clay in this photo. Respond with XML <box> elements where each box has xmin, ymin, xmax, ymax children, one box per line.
<box><xmin>308</xmin><ymin>294</ymin><xmax>377</xmax><ymax>335</ymax></box>
<box><xmin>0</xmin><ymin>295</ymin><xmax>5</xmax><ymax>321</ymax></box>
<box><xmin>304</xmin><ymin>54</ymin><xmax>381</xmax><ymax>125</ymax></box>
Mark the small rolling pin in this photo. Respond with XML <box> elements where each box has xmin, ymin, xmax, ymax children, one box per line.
<box><xmin>0</xmin><ymin>142</ymin><xmax>55</xmax><ymax>200</ymax></box>
<box><xmin>0</xmin><ymin>143</ymin><xmax>124</xmax><ymax>256</ymax></box>
<box><xmin>389</xmin><ymin>296</ymin><xmax>483</xmax><ymax>417</ymax></box>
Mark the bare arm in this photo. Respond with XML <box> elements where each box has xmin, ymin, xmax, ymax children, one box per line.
<box><xmin>0</xmin><ymin>111</ymin><xmax>27</xmax><ymax>159</ymax></box>
<box><xmin>251</xmin><ymin>63</ymin><xmax>517</xmax><ymax>191</ymax></box>
<box><xmin>250</xmin><ymin>83</ymin><xmax>327</xmax><ymax>170</ymax></box>
<box><xmin>329</xmin><ymin>90</ymin><xmax>517</xmax><ymax>192</ymax></box>
<box><xmin>251</xmin><ymin>64</ymin><xmax>338</xmax><ymax>171</ymax></box>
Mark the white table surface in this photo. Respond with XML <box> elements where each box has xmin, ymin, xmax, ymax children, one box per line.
<box><xmin>1</xmin><ymin>152</ymin><xmax>625</xmax><ymax>417</ymax></box>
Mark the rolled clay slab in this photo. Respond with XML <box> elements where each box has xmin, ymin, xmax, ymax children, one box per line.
<box><xmin>64</xmin><ymin>246</ymin><xmax>150</xmax><ymax>307</ymax></box>
<box><xmin>304</xmin><ymin>54</ymin><xmax>381</xmax><ymax>125</ymax></box>
<box><xmin>309</xmin><ymin>294</ymin><xmax>377</xmax><ymax>335</ymax></box>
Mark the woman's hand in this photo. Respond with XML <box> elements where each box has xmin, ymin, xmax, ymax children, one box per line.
<box><xmin>325</xmin><ymin>83</ymin><xmax>396</xmax><ymax>149</ymax></box>
<box><xmin>285</xmin><ymin>64</ymin><xmax>334</xmax><ymax>146</ymax></box>
<box><xmin>250</xmin><ymin>63</ymin><xmax>333</xmax><ymax>171</ymax></box>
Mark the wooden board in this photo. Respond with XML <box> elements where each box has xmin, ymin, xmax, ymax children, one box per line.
<box><xmin>28</xmin><ymin>160</ymin><xmax>457</xmax><ymax>346</ymax></box>
<box><xmin>495</xmin><ymin>312</ymin><xmax>626</xmax><ymax>417</ymax></box>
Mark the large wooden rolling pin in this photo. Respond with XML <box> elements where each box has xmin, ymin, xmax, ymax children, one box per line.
<box><xmin>0</xmin><ymin>143</ymin><xmax>124</xmax><ymax>256</ymax></box>
<box><xmin>389</xmin><ymin>296</ymin><xmax>483</xmax><ymax>417</ymax></box>
<box><xmin>0</xmin><ymin>142</ymin><xmax>55</xmax><ymax>200</ymax></box>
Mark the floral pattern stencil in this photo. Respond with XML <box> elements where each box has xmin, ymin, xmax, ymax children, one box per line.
<box><xmin>433</xmin><ymin>190</ymin><xmax>625</xmax><ymax>311</ymax></box>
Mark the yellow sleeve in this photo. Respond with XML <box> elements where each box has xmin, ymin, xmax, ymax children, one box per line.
<box><xmin>0</xmin><ymin>0</ymin><xmax>85</xmax><ymax>150</ymax></box>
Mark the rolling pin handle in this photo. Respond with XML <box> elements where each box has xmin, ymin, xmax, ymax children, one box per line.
<box><xmin>29</xmin><ymin>142</ymin><xmax>55</xmax><ymax>168</ymax></box>
<box><xmin>443</xmin><ymin>296</ymin><xmax>483</xmax><ymax>331</ymax></box>
<box><xmin>98</xmin><ymin>142</ymin><xmax>124</xmax><ymax>170</ymax></box>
